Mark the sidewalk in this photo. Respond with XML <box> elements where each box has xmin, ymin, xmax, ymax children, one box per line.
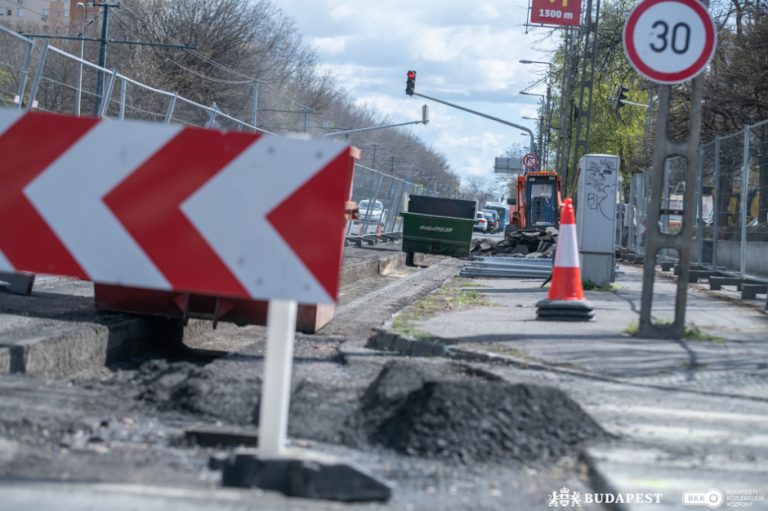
<box><xmin>376</xmin><ymin>263</ymin><xmax>768</xmax><ymax>510</ymax></box>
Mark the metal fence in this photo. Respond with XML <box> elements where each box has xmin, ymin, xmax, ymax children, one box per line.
<box><xmin>700</xmin><ymin>120</ymin><xmax>768</xmax><ymax>278</ymax></box>
<box><xmin>619</xmin><ymin>118</ymin><xmax>768</xmax><ymax>279</ymax></box>
<box><xmin>0</xmin><ymin>24</ymin><xmax>427</xmax><ymax>239</ymax></box>
<box><xmin>346</xmin><ymin>164</ymin><xmax>428</xmax><ymax>237</ymax></box>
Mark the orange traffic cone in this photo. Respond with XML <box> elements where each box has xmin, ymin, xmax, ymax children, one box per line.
<box><xmin>536</xmin><ymin>198</ymin><xmax>594</xmax><ymax>321</ymax></box>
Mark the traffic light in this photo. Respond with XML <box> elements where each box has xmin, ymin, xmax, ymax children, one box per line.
<box><xmin>406</xmin><ymin>70</ymin><xmax>416</xmax><ymax>96</ymax></box>
<box><xmin>617</xmin><ymin>85</ymin><xmax>629</xmax><ymax>108</ymax></box>
<box><xmin>611</xmin><ymin>85</ymin><xmax>629</xmax><ymax>111</ymax></box>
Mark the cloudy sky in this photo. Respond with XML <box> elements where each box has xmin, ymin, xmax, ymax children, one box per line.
<box><xmin>276</xmin><ymin>0</ymin><xmax>562</xmax><ymax>188</ymax></box>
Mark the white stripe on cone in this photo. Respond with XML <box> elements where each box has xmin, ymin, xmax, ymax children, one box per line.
<box><xmin>554</xmin><ymin>223</ymin><xmax>579</xmax><ymax>268</ymax></box>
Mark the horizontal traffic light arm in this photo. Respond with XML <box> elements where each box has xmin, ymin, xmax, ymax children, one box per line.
<box><xmin>411</xmin><ymin>91</ymin><xmax>536</xmax><ymax>154</ymax></box>
<box><xmin>321</xmin><ymin>106</ymin><xmax>428</xmax><ymax>137</ymax></box>
<box><xmin>621</xmin><ymin>100</ymin><xmax>650</xmax><ymax>108</ymax></box>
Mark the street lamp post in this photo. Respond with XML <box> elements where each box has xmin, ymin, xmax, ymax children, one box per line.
<box><xmin>520</xmin><ymin>91</ymin><xmax>545</xmax><ymax>166</ymax></box>
<box><xmin>75</xmin><ymin>2</ymin><xmax>86</xmax><ymax>116</ymax></box>
<box><xmin>520</xmin><ymin>60</ymin><xmax>553</xmax><ymax>168</ymax></box>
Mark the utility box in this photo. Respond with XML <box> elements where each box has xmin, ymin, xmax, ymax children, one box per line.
<box><xmin>576</xmin><ymin>154</ymin><xmax>620</xmax><ymax>287</ymax></box>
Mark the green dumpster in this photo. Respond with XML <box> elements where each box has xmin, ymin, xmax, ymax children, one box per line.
<box><xmin>400</xmin><ymin>195</ymin><xmax>477</xmax><ymax>266</ymax></box>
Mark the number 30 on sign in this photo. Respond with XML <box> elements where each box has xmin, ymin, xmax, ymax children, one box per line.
<box><xmin>623</xmin><ymin>0</ymin><xmax>716</xmax><ymax>84</ymax></box>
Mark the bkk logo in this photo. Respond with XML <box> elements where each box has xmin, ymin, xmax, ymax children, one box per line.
<box><xmin>548</xmin><ymin>487</ymin><xmax>663</xmax><ymax>507</ymax></box>
<box><xmin>683</xmin><ymin>490</ymin><xmax>724</xmax><ymax>508</ymax></box>
<box><xmin>683</xmin><ymin>489</ymin><xmax>765</xmax><ymax>508</ymax></box>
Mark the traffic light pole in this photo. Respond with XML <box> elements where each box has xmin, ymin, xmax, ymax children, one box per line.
<box><xmin>410</xmin><ymin>92</ymin><xmax>536</xmax><ymax>156</ymax></box>
<box><xmin>322</xmin><ymin>105</ymin><xmax>428</xmax><ymax>138</ymax></box>
<box><xmin>620</xmin><ymin>100</ymin><xmax>650</xmax><ymax>108</ymax></box>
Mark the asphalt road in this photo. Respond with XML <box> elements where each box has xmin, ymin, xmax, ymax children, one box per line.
<box><xmin>0</xmin><ymin>247</ymin><xmax>766</xmax><ymax>510</ymax></box>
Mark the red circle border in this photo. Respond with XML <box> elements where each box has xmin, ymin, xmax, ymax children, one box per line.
<box><xmin>623</xmin><ymin>0</ymin><xmax>717</xmax><ymax>84</ymax></box>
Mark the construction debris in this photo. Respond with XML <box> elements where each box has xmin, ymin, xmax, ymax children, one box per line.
<box><xmin>471</xmin><ymin>227</ymin><xmax>558</xmax><ymax>258</ymax></box>
<box><xmin>460</xmin><ymin>256</ymin><xmax>553</xmax><ymax>278</ymax></box>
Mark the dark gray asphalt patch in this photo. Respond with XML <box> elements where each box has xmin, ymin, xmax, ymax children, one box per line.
<box><xmin>124</xmin><ymin>359</ymin><xmax>262</xmax><ymax>424</ymax></box>
<box><xmin>114</xmin><ymin>357</ymin><xmax>603</xmax><ymax>468</ymax></box>
<box><xmin>346</xmin><ymin>361</ymin><xmax>606</xmax><ymax>464</ymax></box>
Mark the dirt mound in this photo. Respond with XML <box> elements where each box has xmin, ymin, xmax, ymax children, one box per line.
<box><xmin>348</xmin><ymin>362</ymin><xmax>604</xmax><ymax>464</ymax></box>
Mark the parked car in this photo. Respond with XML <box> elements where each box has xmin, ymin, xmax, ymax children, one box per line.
<box><xmin>481</xmin><ymin>209</ymin><xmax>500</xmax><ymax>233</ymax></box>
<box><xmin>474</xmin><ymin>212</ymin><xmax>488</xmax><ymax>232</ymax></box>
<box><xmin>358</xmin><ymin>199</ymin><xmax>386</xmax><ymax>224</ymax></box>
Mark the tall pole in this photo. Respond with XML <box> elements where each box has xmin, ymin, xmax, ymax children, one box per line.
<box><xmin>93</xmin><ymin>3</ymin><xmax>118</xmax><ymax>116</ymax></box>
<box><xmin>521</xmin><ymin>92</ymin><xmax>545</xmax><ymax>164</ymax></box>
<box><xmin>250</xmin><ymin>81</ymin><xmax>259</xmax><ymax>128</ymax></box>
<box><xmin>75</xmin><ymin>2</ymin><xmax>86</xmax><ymax>116</ymax></box>
<box><xmin>544</xmin><ymin>75</ymin><xmax>552</xmax><ymax>168</ymax></box>
<box><xmin>519</xmin><ymin>60</ymin><xmax>554</xmax><ymax>167</ymax></box>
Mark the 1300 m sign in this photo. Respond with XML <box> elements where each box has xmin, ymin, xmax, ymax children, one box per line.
<box><xmin>623</xmin><ymin>0</ymin><xmax>716</xmax><ymax>84</ymax></box>
<box><xmin>530</xmin><ymin>0</ymin><xmax>582</xmax><ymax>27</ymax></box>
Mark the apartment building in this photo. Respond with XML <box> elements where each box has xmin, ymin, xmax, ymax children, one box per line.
<box><xmin>0</xmin><ymin>0</ymin><xmax>98</xmax><ymax>33</ymax></box>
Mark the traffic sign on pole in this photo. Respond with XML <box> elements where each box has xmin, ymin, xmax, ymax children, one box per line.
<box><xmin>522</xmin><ymin>152</ymin><xmax>538</xmax><ymax>169</ymax></box>
<box><xmin>623</xmin><ymin>0</ymin><xmax>716</xmax><ymax>84</ymax></box>
<box><xmin>0</xmin><ymin>109</ymin><xmax>357</xmax><ymax>304</ymax></box>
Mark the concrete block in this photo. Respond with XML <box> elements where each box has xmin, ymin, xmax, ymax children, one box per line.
<box><xmin>688</xmin><ymin>270</ymin><xmax>712</xmax><ymax>283</ymax></box>
<box><xmin>0</xmin><ymin>272</ymin><xmax>35</xmax><ymax>295</ymax></box>
<box><xmin>378</xmin><ymin>254</ymin><xmax>403</xmax><ymax>276</ymax></box>
<box><xmin>741</xmin><ymin>284</ymin><xmax>767</xmax><ymax>300</ymax></box>
<box><xmin>709</xmin><ymin>276</ymin><xmax>742</xmax><ymax>291</ymax></box>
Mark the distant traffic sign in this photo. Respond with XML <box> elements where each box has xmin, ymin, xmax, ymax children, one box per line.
<box><xmin>522</xmin><ymin>152</ymin><xmax>538</xmax><ymax>169</ymax></box>
<box><xmin>0</xmin><ymin>109</ymin><xmax>356</xmax><ymax>304</ymax></box>
<box><xmin>623</xmin><ymin>0</ymin><xmax>716</xmax><ymax>84</ymax></box>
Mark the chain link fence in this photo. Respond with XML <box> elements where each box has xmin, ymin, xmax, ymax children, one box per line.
<box><xmin>620</xmin><ymin>118</ymin><xmax>768</xmax><ymax>279</ymax></box>
<box><xmin>1</xmin><ymin>25</ymin><xmax>429</xmax><ymax>242</ymax></box>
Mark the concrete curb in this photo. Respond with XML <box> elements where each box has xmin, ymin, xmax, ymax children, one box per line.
<box><xmin>0</xmin><ymin>317</ymin><xmax>211</xmax><ymax>379</ymax></box>
<box><xmin>340</xmin><ymin>252</ymin><xmax>405</xmax><ymax>286</ymax></box>
<box><xmin>578</xmin><ymin>449</ymin><xmax>628</xmax><ymax>511</ymax></box>
<box><xmin>0</xmin><ymin>251</ymin><xmax>406</xmax><ymax>379</ymax></box>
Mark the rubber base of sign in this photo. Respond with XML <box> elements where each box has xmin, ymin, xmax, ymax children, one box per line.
<box><xmin>221</xmin><ymin>449</ymin><xmax>392</xmax><ymax>502</ymax></box>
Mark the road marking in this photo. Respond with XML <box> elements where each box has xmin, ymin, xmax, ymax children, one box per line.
<box><xmin>589</xmin><ymin>404</ymin><xmax>768</xmax><ymax>425</ymax></box>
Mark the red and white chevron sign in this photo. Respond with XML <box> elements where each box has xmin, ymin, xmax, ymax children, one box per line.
<box><xmin>0</xmin><ymin>109</ymin><xmax>357</xmax><ymax>304</ymax></box>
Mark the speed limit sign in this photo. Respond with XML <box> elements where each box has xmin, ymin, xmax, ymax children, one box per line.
<box><xmin>623</xmin><ymin>0</ymin><xmax>716</xmax><ymax>84</ymax></box>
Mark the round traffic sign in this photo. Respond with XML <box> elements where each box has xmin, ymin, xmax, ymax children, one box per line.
<box><xmin>522</xmin><ymin>152</ymin><xmax>538</xmax><ymax>168</ymax></box>
<box><xmin>623</xmin><ymin>0</ymin><xmax>716</xmax><ymax>84</ymax></box>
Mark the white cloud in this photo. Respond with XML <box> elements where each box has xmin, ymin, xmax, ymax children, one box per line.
<box><xmin>309</xmin><ymin>36</ymin><xmax>349</xmax><ymax>57</ymax></box>
<box><xmin>276</xmin><ymin>0</ymin><xmax>560</xmax><ymax>185</ymax></box>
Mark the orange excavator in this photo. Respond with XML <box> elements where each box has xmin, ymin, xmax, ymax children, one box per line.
<box><xmin>505</xmin><ymin>170</ymin><xmax>562</xmax><ymax>250</ymax></box>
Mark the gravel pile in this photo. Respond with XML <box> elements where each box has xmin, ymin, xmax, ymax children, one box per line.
<box><xmin>347</xmin><ymin>362</ymin><xmax>604</xmax><ymax>464</ymax></box>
